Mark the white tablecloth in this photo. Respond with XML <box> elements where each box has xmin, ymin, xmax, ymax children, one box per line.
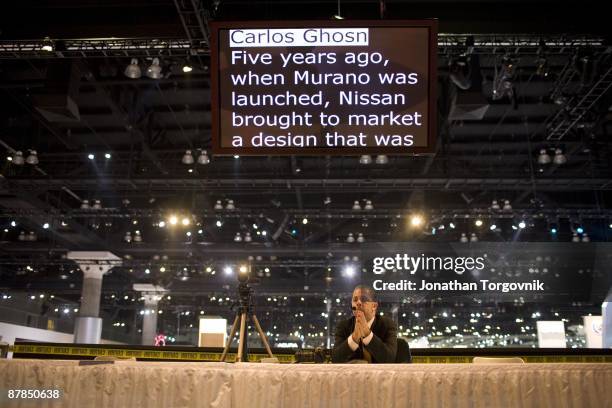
<box><xmin>1</xmin><ymin>359</ymin><xmax>611</xmax><ymax>408</ymax></box>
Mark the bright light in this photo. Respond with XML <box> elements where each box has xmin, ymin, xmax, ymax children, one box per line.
<box><xmin>449</xmin><ymin>222</ymin><xmax>456</xmax><ymax>229</ymax></box>
<box><xmin>42</xmin><ymin>223</ymin><xmax>50</xmax><ymax>229</ymax></box>
<box><xmin>87</xmin><ymin>154</ymin><xmax>95</xmax><ymax>160</ymax></box>
<box><xmin>302</xmin><ymin>217</ymin><xmax>308</xmax><ymax>225</ymax></box>
<box><xmin>104</xmin><ymin>153</ymin><xmax>111</xmax><ymax>159</ymax></box>
<box><xmin>186</xmin><ymin>231</ymin><xmax>192</xmax><ymax>237</ymax></box>
<box><xmin>182</xmin><ymin>64</ymin><xmax>193</xmax><ymax>73</ymax></box>
<box><xmin>234</xmin><ymin>155</ymin><xmax>239</xmax><ymax>159</ymax></box>
<box><xmin>160</xmin><ymin>266</ymin><xmax>166</xmax><ymax>273</ymax></box>
<box><xmin>145</xmin><ymin>268</ymin><xmax>150</xmax><ymax>274</ymax></box>
<box><xmin>63</xmin><ymin>308</ymin><xmax>69</xmax><ymax>314</ymax></box>
<box><xmin>158</xmin><ymin>221</ymin><xmax>166</xmax><ymax>228</ymax></box>
<box><xmin>576</xmin><ymin>227</ymin><xmax>584</xmax><ymax>234</ymax></box>
<box><xmin>490</xmin><ymin>224</ymin><xmax>497</xmax><ymax>231</ymax></box>
<box><xmin>410</xmin><ymin>215</ymin><xmax>424</xmax><ymax>227</ymax></box>
<box><xmin>518</xmin><ymin>221</ymin><xmax>526</xmax><ymax>229</ymax></box>
<box><xmin>262</xmin><ymin>230</ymin><xmax>267</xmax><ymax>236</ymax></box>
<box><xmin>198</xmin><ymin>229</ymin><xmax>203</xmax><ymax>234</ymax></box>
<box><xmin>343</xmin><ymin>265</ymin><xmax>355</xmax><ymax>277</ymax></box>
<box><xmin>475</xmin><ymin>219</ymin><xmax>483</xmax><ymax>227</ymax></box>
<box><xmin>181</xmin><ymin>217</ymin><xmax>190</xmax><ymax>226</ymax></box>
<box><xmin>216</xmin><ymin>220</ymin><xmax>222</xmax><ymax>227</ymax></box>
<box><xmin>10</xmin><ymin>221</ymin><xmax>16</xmax><ymax>227</ymax></box>
<box><xmin>169</xmin><ymin>216</ymin><xmax>178</xmax><ymax>225</ymax></box>
<box><xmin>239</xmin><ymin>265</ymin><xmax>248</xmax><ymax>274</ymax></box>
<box><xmin>551</xmin><ymin>228</ymin><xmax>557</xmax><ymax>234</ymax></box>
<box><xmin>224</xmin><ymin>266</ymin><xmax>233</xmax><ymax>275</ymax></box>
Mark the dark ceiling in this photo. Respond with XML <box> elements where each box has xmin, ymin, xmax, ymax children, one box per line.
<box><xmin>0</xmin><ymin>0</ymin><xmax>611</xmax><ymax>346</ymax></box>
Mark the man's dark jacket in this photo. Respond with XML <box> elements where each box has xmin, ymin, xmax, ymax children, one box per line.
<box><xmin>331</xmin><ymin>314</ymin><xmax>397</xmax><ymax>363</ymax></box>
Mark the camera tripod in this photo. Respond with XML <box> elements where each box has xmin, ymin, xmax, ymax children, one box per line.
<box><xmin>220</xmin><ymin>281</ymin><xmax>274</xmax><ymax>362</ymax></box>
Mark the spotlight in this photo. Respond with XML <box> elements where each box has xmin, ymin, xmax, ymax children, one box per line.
<box><xmin>25</xmin><ymin>150</ymin><xmax>39</xmax><ymax>165</ymax></box>
<box><xmin>224</xmin><ymin>266</ymin><xmax>233</xmax><ymax>275</ymax></box>
<box><xmin>146</xmin><ymin>57</ymin><xmax>162</xmax><ymax>79</ymax></box>
<box><xmin>449</xmin><ymin>222</ymin><xmax>456</xmax><ymax>229</ymax></box>
<box><xmin>302</xmin><ymin>217</ymin><xmax>308</xmax><ymax>225</ymax></box>
<box><xmin>182</xmin><ymin>150</ymin><xmax>194</xmax><ymax>165</ymax></box>
<box><xmin>576</xmin><ymin>226</ymin><xmax>584</xmax><ymax>234</ymax></box>
<box><xmin>104</xmin><ymin>153</ymin><xmax>111</xmax><ymax>159</ymax></box>
<box><xmin>518</xmin><ymin>221</ymin><xmax>526</xmax><ymax>229</ymax></box>
<box><xmin>124</xmin><ymin>58</ymin><xmax>141</xmax><ymax>79</ymax></box>
<box><xmin>158</xmin><ymin>221</ymin><xmax>166</xmax><ymax>228</ymax></box>
<box><xmin>489</xmin><ymin>224</ymin><xmax>497</xmax><ymax>231</ymax></box>
<box><xmin>359</xmin><ymin>155</ymin><xmax>372</xmax><ymax>165</ymax></box>
<box><xmin>410</xmin><ymin>214</ymin><xmax>424</xmax><ymax>227</ymax></box>
<box><xmin>182</xmin><ymin>60</ymin><xmax>193</xmax><ymax>73</ymax></box>
<box><xmin>550</xmin><ymin>227</ymin><xmax>557</xmax><ymax>234</ymax></box>
<box><xmin>42</xmin><ymin>223</ymin><xmax>49</xmax><ymax>229</ymax></box>
<box><xmin>216</xmin><ymin>220</ymin><xmax>222</xmax><ymax>227</ymax></box>
<box><xmin>475</xmin><ymin>219</ymin><xmax>483</xmax><ymax>227</ymax></box>
<box><xmin>343</xmin><ymin>266</ymin><xmax>355</xmax><ymax>277</ymax></box>
<box><xmin>87</xmin><ymin>153</ymin><xmax>95</xmax><ymax>160</ymax></box>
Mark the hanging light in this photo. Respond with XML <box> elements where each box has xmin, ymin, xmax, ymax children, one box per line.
<box><xmin>124</xmin><ymin>232</ymin><xmax>132</xmax><ymax>243</ymax></box>
<box><xmin>244</xmin><ymin>232</ymin><xmax>252</xmax><ymax>242</ymax></box>
<box><xmin>124</xmin><ymin>58</ymin><xmax>141</xmax><ymax>79</ymax></box>
<box><xmin>146</xmin><ymin>57</ymin><xmax>162</xmax><ymax>79</ymax></box>
<box><xmin>27</xmin><ymin>231</ymin><xmax>37</xmax><ymax>242</ymax></box>
<box><xmin>491</xmin><ymin>200</ymin><xmax>500</xmax><ymax>211</ymax></box>
<box><xmin>234</xmin><ymin>232</ymin><xmax>242</xmax><ymax>242</ymax></box>
<box><xmin>214</xmin><ymin>200</ymin><xmax>223</xmax><ymax>210</ymax></box>
<box><xmin>470</xmin><ymin>233</ymin><xmax>478</xmax><ymax>242</ymax></box>
<box><xmin>357</xmin><ymin>232</ymin><xmax>365</xmax><ymax>243</ymax></box>
<box><xmin>537</xmin><ymin>149</ymin><xmax>551</xmax><ymax>165</ymax></box>
<box><xmin>182</xmin><ymin>150</ymin><xmax>194</xmax><ymax>164</ymax></box>
<box><xmin>359</xmin><ymin>155</ymin><xmax>372</xmax><ymax>165</ymax></box>
<box><xmin>133</xmin><ymin>230</ymin><xmax>142</xmax><ymax>242</ymax></box>
<box><xmin>364</xmin><ymin>200</ymin><xmax>374</xmax><ymax>211</ymax></box>
<box><xmin>352</xmin><ymin>200</ymin><xmax>361</xmax><ymax>211</ymax></box>
<box><xmin>375</xmin><ymin>154</ymin><xmax>389</xmax><ymax>165</ymax></box>
<box><xmin>182</xmin><ymin>58</ymin><xmax>193</xmax><ymax>73</ymax></box>
<box><xmin>459</xmin><ymin>233</ymin><xmax>469</xmax><ymax>243</ymax></box>
<box><xmin>25</xmin><ymin>150</ymin><xmax>39</xmax><ymax>165</ymax></box>
<box><xmin>571</xmin><ymin>232</ymin><xmax>580</xmax><ymax>243</ymax></box>
<box><xmin>197</xmin><ymin>150</ymin><xmax>210</xmax><ymax>165</ymax></box>
<box><xmin>92</xmin><ymin>199</ymin><xmax>102</xmax><ymax>210</ymax></box>
<box><xmin>12</xmin><ymin>151</ymin><xmax>25</xmax><ymax>165</ymax></box>
<box><xmin>346</xmin><ymin>233</ymin><xmax>355</xmax><ymax>243</ymax></box>
<box><xmin>502</xmin><ymin>200</ymin><xmax>512</xmax><ymax>211</ymax></box>
<box><xmin>80</xmin><ymin>200</ymin><xmax>90</xmax><ymax>209</ymax></box>
<box><xmin>18</xmin><ymin>231</ymin><xmax>26</xmax><ymax>241</ymax></box>
<box><xmin>225</xmin><ymin>200</ymin><xmax>235</xmax><ymax>210</ymax></box>
<box><xmin>553</xmin><ymin>148</ymin><xmax>567</xmax><ymax>165</ymax></box>
<box><xmin>581</xmin><ymin>233</ymin><xmax>590</xmax><ymax>242</ymax></box>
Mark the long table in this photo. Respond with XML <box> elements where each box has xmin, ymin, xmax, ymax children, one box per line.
<box><xmin>1</xmin><ymin>359</ymin><xmax>611</xmax><ymax>407</ymax></box>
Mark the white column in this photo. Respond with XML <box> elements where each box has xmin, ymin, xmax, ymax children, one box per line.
<box><xmin>68</xmin><ymin>251</ymin><xmax>121</xmax><ymax>344</ymax></box>
<box><xmin>141</xmin><ymin>294</ymin><xmax>161</xmax><ymax>345</ymax></box>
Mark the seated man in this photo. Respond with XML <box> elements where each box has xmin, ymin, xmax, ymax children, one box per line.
<box><xmin>331</xmin><ymin>284</ymin><xmax>397</xmax><ymax>363</ymax></box>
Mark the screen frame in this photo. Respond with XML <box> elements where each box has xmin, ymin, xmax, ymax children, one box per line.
<box><xmin>210</xmin><ymin>19</ymin><xmax>438</xmax><ymax>156</ymax></box>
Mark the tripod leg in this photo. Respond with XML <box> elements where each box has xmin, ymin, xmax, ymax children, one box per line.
<box><xmin>220</xmin><ymin>314</ymin><xmax>240</xmax><ymax>362</ymax></box>
<box><xmin>236</xmin><ymin>312</ymin><xmax>247</xmax><ymax>362</ymax></box>
<box><xmin>251</xmin><ymin>314</ymin><xmax>274</xmax><ymax>358</ymax></box>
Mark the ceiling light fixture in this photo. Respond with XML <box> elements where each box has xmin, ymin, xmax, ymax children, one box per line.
<box><xmin>146</xmin><ymin>57</ymin><xmax>162</xmax><ymax>79</ymax></box>
<box><xmin>124</xmin><ymin>58</ymin><xmax>141</xmax><ymax>79</ymax></box>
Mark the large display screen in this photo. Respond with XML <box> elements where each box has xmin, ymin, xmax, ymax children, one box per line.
<box><xmin>211</xmin><ymin>20</ymin><xmax>437</xmax><ymax>155</ymax></box>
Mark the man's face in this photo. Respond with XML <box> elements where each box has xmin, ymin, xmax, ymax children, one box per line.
<box><xmin>352</xmin><ymin>288</ymin><xmax>377</xmax><ymax>321</ymax></box>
